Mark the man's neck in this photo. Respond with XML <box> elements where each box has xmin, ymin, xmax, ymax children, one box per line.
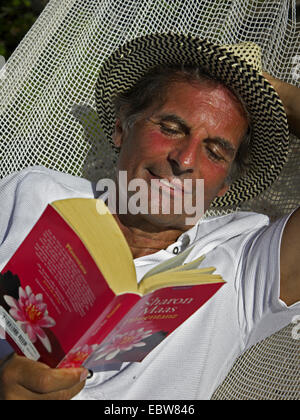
<box><xmin>112</xmin><ymin>213</ymin><xmax>188</xmax><ymax>259</ymax></box>
<box><xmin>100</xmin><ymin>189</ymin><xmax>193</xmax><ymax>258</ymax></box>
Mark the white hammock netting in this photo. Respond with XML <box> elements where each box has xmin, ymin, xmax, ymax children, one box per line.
<box><xmin>0</xmin><ymin>0</ymin><xmax>299</xmax><ymax>400</ymax></box>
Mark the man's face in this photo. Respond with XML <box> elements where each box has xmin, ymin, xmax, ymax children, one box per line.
<box><xmin>113</xmin><ymin>79</ymin><xmax>248</xmax><ymax>229</ymax></box>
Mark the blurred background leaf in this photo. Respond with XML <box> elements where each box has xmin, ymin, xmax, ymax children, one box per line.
<box><xmin>0</xmin><ymin>0</ymin><xmax>49</xmax><ymax>58</ymax></box>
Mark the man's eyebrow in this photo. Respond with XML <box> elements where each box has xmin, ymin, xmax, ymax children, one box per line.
<box><xmin>153</xmin><ymin>114</ymin><xmax>237</xmax><ymax>156</ymax></box>
<box><xmin>154</xmin><ymin>113</ymin><xmax>191</xmax><ymax>135</ymax></box>
<box><xmin>205</xmin><ymin>137</ymin><xmax>236</xmax><ymax>157</ymax></box>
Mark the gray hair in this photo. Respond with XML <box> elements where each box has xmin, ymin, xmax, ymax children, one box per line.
<box><xmin>113</xmin><ymin>65</ymin><xmax>251</xmax><ymax>184</ymax></box>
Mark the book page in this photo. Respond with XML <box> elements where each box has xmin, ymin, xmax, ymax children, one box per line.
<box><xmin>139</xmin><ymin>270</ymin><xmax>224</xmax><ymax>295</ymax></box>
<box><xmin>52</xmin><ymin>199</ymin><xmax>138</xmax><ymax>295</ymax></box>
<box><xmin>139</xmin><ymin>245</ymin><xmax>196</xmax><ymax>282</ymax></box>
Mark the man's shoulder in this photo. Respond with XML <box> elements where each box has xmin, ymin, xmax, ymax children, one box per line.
<box><xmin>0</xmin><ymin>166</ymin><xmax>97</xmax><ymax>212</ymax></box>
<box><xmin>175</xmin><ymin>210</ymin><xmax>271</xmax><ymax>268</ymax></box>
<box><xmin>195</xmin><ymin>210</ymin><xmax>270</xmax><ymax>241</ymax></box>
<box><xmin>0</xmin><ymin>166</ymin><xmax>96</xmax><ymax>254</ymax></box>
<box><xmin>0</xmin><ymin>166</ymin><xmax>95</xmax><ymax>197</ymax></box>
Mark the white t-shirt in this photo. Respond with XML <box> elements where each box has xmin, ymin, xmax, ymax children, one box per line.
<box><xmin>0</xmin><ymin>166</ymin><xmax>299</xmax><ymax>400</ymax></box>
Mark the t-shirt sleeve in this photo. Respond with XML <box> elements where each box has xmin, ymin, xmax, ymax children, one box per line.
<box><xmin>0</xmin><ymin>166</ymin><xmax>95</xmax><ymax>264</ymax></box>
<box><xmin>237</xmin><ymin>209</ymin><xmax>300</xmax><ymax>350</ymax></box>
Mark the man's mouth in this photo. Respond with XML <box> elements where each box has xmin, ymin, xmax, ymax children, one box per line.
<box><xmin>147</xmin><ymin>169</ymin><xmax>193</xmax><ymax>194</ymax></box>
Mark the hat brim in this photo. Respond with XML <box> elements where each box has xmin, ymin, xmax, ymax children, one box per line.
<box><xmin>95</xmin><ymin>33</ymin><xmax>289</xmax><ymax>208</ymax></box>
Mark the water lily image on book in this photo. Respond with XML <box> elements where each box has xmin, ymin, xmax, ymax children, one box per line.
<box><xmin>61</xmin><ymin>344</ymin><xmax>98</xmax><ymax>368</ymax></box>
<box><xmin>94</xmin><ymin>328</ymin><xmax>155</xmax><ymax>361</ymax></box>
<box><xmin>3</xmin><ymin>286</ymin><xmax>56</xmax><ymax>352</ymax></box>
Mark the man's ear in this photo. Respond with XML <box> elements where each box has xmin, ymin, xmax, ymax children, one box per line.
<box><xmin>216</xmin><ymin>183</ymin><xmax>229</xmax><ymax>197</ymax></box>
<box><xmin>112</xmin><ymin>119</ymin><xmax>124</xmax><ymax>148</ymax></box>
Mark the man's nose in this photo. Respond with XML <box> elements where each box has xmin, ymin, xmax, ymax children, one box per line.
<box><xmin>167</xmin><ymin>136</ymin><xmax>200</xmax><ymax>176</ymax></box>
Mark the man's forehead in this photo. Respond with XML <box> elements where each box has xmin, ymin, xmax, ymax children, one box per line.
<box><xmin>149</xmin><ymin>79</ymin><xmax>248</xmax><ymax>125</ymax></box>
<box><xmin>165</xmin><ymin>79</ymin><xmax>245</xmax><ymax>110</ymax></box>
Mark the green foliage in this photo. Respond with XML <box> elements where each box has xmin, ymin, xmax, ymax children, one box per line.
<box><xmin>0</xmin><ymin>0</ymin><xmax>40</xmax><ymax>58</ymax></box>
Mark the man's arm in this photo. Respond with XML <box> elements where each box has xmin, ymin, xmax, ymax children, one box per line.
<box><xmin>280</xmin><ymin>209</ymin><xmax>300</xmax><ymax>306</ymax></box>
<box><xmin>263</xmin><ymin>72</ymin><xmax>300</xmax><ymax>306</ymax></box>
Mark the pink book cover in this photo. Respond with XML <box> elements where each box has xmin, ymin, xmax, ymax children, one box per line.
<box><xmin>0</xmin><ymin>204</ymin><xmax>224</xmax><ymax>371</ymax></box>
<box><xmin>82</xmin><ymin>282</ymin><xmax>224</xmax><ymax>372</ymax></box>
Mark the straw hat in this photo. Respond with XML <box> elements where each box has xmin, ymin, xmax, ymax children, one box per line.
<box><xmin>95</xmin><ymin>33</ymin><xmax>289</xmax><ymax>208</ymax></box>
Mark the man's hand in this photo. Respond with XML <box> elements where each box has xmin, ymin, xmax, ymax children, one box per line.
<box><xmin>0</xmin><ymin>354</ymin><xmax>88</xmax><ymax>400</ymax></box>
<box><xmin>263</xmin><ymin>71</ymin><xmax>300</xmax><ymax>138</ymax></box>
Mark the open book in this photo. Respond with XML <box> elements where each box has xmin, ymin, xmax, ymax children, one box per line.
<box><xmin>0</xmin><ymin>198</ymin><xmax>225</xmax><ymax>371</ymax></box>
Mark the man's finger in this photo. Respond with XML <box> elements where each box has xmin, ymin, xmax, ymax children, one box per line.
<box><xmin>3</xmin><ymin>380</ymin><xmax>86</xmax><ymax>400</ymax></box>
<box><xmin>36</xmin><ymin>379</ymin><xmax>86</xmax><ymax>400</ymax></box>
<box><xmin>13</xmin><ymin>356</ymin><xmax>88</xmax><ymax>394</ymax></box>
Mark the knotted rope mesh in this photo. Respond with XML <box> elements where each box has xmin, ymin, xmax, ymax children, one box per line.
<box><xmin>0</xmin><ymin>0</ymin><xmax>299</xmax><ymax>399</ymax></box>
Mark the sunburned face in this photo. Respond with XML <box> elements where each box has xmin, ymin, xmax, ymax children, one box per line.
<box><xmin>113</xmin><ymin>79</ymin><xmax>249</xmax><ymax>230</ymax></box>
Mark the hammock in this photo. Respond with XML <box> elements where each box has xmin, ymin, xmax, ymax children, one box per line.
<box><xmin>0</xmin><ymin>0</ymin><xmax>299</xmax><ymax>400</ymax></box>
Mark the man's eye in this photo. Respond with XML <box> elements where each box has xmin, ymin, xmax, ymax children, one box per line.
<box><xmin>206</xmin><ymin>147</ymin><xmax>224</xmax><ymax>162</ymax></box>
<box><xmin>159</xmin><ymin>124</ymin><xmax>181</xmax><ymax>136</ymax></box>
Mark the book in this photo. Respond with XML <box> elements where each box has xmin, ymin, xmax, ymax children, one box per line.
<box><xmin>0</xmin><ymin>198</ymin><xmax>225</xmax><ymax>371</ymax></box>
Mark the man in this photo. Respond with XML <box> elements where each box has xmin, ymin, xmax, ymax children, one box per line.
<box><xmin>0</xmin><ymin>34</ymin><xmax>299</xmax><ymax>400</ymax></box>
